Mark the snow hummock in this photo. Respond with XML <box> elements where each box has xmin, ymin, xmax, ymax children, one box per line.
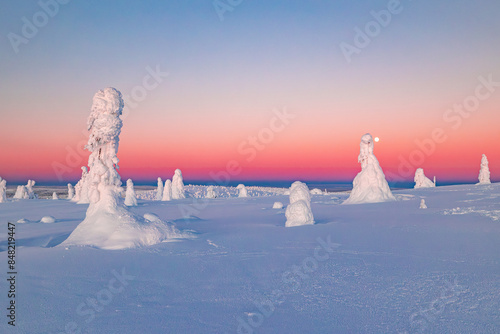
<box><xmin>343</xmin><ymin>133</ymin><xmax>395</xmax><ymax>204</ymax></box>
<box><xmin>477</xmin><ymin>154</ymin><xmax>491</xmax><ymax>185</ymax></box>
<box><xmin>124</xmin><ymin>179</ymin><xmax>138</xmax><ymax>207</ymax></box>
<box><xmin>40</xmin><ymin>216</ymin><xmax>56</xmax><ymax>224</ymax></box>
<box><xmin>156</xmin><ymin>177</ymin><xmax>164</xmax><ymax>201</ymax></box>
<box><xmin>172</xmin><ymin>169</ymin><xmax>186</xmax><ymax>199</ymax></box>
<box><xmin>62</xmin><ymin>87</ymin><xmax>187</xmax><ymax>250</ymax></box>
<box><xmin>52</xmin><ymin>192</ymin><xmax>59</xmax><ymax>200</ymax></box>
<box><xmin>162</xmin><ymin>179</ymin><xmax>172</xmax><ymax>201</ymax></box>
<box><xmin>67</xmin><ymin>183</ymin><xmax>74</xmax><ymax>200</ymax></box>
<box><xmin>237</xmin><ymin>184</ymin><xmax>248</xmax><ymax>198</ymax></box>
<box><xmin>285</xmin><ymin>181</ymin><xmax>314</xmax><ymax>227</ymax></box>
<box><xmin>13</xmin><ymin>185</ymin><xmax>28</xmax><ymax>199</ymax></box>
<box><xmin>414</xmin><ymin>168</ymin><xmax>435</xmax><ymax>189</ymax></box>
<box><xmin>310</xmin><ymin>188</ymin><xmax>324</xmax><ymax>195</ymax></box>
<box><xmin>272</xmin><ymin>201</ymin><xmax>284</xmax><ymax>209</ymax></box>
<box><xmin>419</xmin><ymin>199</ymin><xmax>427</xmax><ymax>209</ymax></box>
<box><xmin>206</xmin><ymin>186</ymin><xmax>216</xmax><ymax>199</ymax></box>
<box><xmin>0</xmin><ymin>177</ymin><xmax>6</xmax><ymax>203</ymax></box>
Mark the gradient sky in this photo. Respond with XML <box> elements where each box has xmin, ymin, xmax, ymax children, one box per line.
<box><xmin>1</xmin><ymin>0</ymin><xmax>500</xmax><ymax>185</ymax></box>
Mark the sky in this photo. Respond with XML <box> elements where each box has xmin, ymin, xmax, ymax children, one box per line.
<box><xmin>1</xmin><ymin>0</ymin><xmax>500</xmax><ymax>186</ymax></box>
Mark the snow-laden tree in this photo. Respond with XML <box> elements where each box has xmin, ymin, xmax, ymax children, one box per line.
<box><xmin>67</xmin><ymin>183</ymin><xmax>75</xmax><ymax>200</ymax></box>
<box><xmin>172</xmin><ymin>169</ymin><xmax>186</xmax><ymax>199</ymax></box>
<box><xmin>285</xmin><ymin>181</ymin><xmax>314</xmax><ymax>227</ymax></box>
<box><xmin>206</xmin><ymin>185</ymin><xmax>216</xmax><ymax>199</ymax></box>
<box><xmin>162</xmin><ymin>179</ymin><xmax>172</xmax><ymax>201</ymax></box>
<box><xmin>343</xmin><ymin>133</ymin><xmax>395</xmax><ymax>204</ymax></box>
<box><xmin>26</xmin><ymin>180</ymin><xmax>37</xmax><ymax>199</ymax></box>
<box><xmin>13</xmin><ymin>185</ymin><xmax>27</xmax><ymax>199</ymax></box>
<box><xmin>124</xmin><ymin>179</ymin><xmax>138</xmax><ymax>206</ymax></box>
<box><xmin>156</xmin><ymin>177</ymin><xmax>164</xmax><ymax>200</ymax></box>
<box><xmin>52</xmin><ymin>192</ymin><xmax>59</xmax><ymax>200</ymax></box>
<box><xmin>419</xmin><ymin>199</ymin><xmax>427</xmax><ymax>209</ymax></box>
<box><xmin>477</xmin><ymin>154</ymin><xmax>491</xmax><ymax>185</ymax></box>
<box><xmin>273</xmin><ymin>201</ymin><xmax>283</xmax><ymax>209</ymax></box>
<box><xmin>414</xmin><ymin>168</ymin><xmax>435</xmax><ymax>189</ymax></box>
<box><xmin>0</xmin><ymin>178</ymin><xmax>7</xmax><ymax>203</ymax></box>
<box><xmin>237</xmin><ymin>184</ymin><xmax>248</xmax><ymax>198</ymax></box>
<box><xmin>73</xmin><ymin>167</ymin><xmax>90</xmax><ymax>203</ymax></box>
<box><xmin>62</xmin><ymin>87</ymin><xmax>186</xmax><ymax>250</ymax></box>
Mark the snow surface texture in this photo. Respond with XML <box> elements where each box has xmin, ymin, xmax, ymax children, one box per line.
<box><xmin>478</xmin><ymin>154</ymin><xmax>491</xmax><ymax>185</ymax></box>
<box><xmin>237</xmin><ymin>184</ymin><xmax>248</xmax><ymax>198</ymax></box>
<box><xmin>156</xmin><ymin>177</ymin><xmax>163</xmax><ymax>200</ymax></box>
<box><xmin>343</xmin><ymin>133</ymin><xmax>395</xmax><ymax>204</ymax></box>
<box><xmin>273</xmin><ymin>201</ymin><xmax>284</xmax><ymax>209</ymax></box>
<box><xmin>0</xmin><ymin>177</ymin><xmax>6</xmax><ymax>203</ymax></box>
<box><xmin>206</xmin><ymin>185</ymin><xmax>216</xmax><ymax>199</ymax></box>
<box><xmin>172</xmin><ymin>169</ymin><xmax>186</xmax><ymax>199</ymax></box>
<box><xmin>162</xmin><ymin>179</ymin><xmax>172</xmax><ymax>201</ymax></box>
<box><xmin>124</xmin><ymin>179</ymin><xmax>138</xmax><ymax>207</ymax></box>
<box><xmin>285</xmin><ymin>181</ymin><xmax>314</xmax><ymax>227</ymax></box>
<box><xmin>52</xmin><ymin>192</ymin><xmax>59</xmax><ymax>200</ymax></box>
<box><xmin>63</xmin><ymin>88</ymin><xmax>186</xmax><ymax>250</ymax></box>
<box><xmin>420</xmin><ymin>198</ymin><xmax>427</xmax><ymax>209</ymax></box>
<box><xmin>67</xmin><ymin>183</ymin><xmax>74</xmax><ymax>200</ymax></box>
<box><xmin>414</xmin><ymin>168</ymin><xmax>435</xmax><ymax>189</ymax></box>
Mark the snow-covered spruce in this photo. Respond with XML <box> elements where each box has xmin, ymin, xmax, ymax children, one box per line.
<box><xmin>343</xmin><ymin>133</ymin><xmax>395</xmax><ymax>204</ymax></box>
<box><xmin>162</xmin><ymin>179</ymin><xmax>172</xmax><ymax>201</ymax></box>
<box><xmin>25</xmin><ymin>180</ymin><xmax>37</xmax><ymax>199</ymax></box>
<box><xmin>477</xmin><ymin>154</ymin><xmax>491</xmax><ymax>185</ymax></box>
<box><xmin>414</xmin><ymin>168</ymin><xmax>435</xmax><ymax>189</ymax></box>
<box><xmin>0</xmin><ymin>178</ymin><xmax>7</xmax><ymax>203</ymax></box>
<box><xmin>124</xmin><ymin>179</ymin><xmax>138</xmax><ymax>207</ymax></box>
<box><xmin>52</xmin><ymin>192</ymin><xmax>59</xmax><ymax>200</ymax></box>
<box><xmin>420</xmin><ymin>199</ymin><xmax>427</xmax><ymax>209</ymax></box>
<box><xmin>67</xmin><ymin>183</ymin><xmax>75</xmax><ymax>200</ymax></box>
<box><xmin>237</xmin><ymin>184</ymin><xmax>248</xmax><ymax>198</ymax></box>
<box><xmin>62</xmin><ymin>87</ymin><xmax>187</xmax><ymax>250</ymax></box>
<box><xmin>310</xmin><ymin>188</ymin><xmax>323</xmax><ymax>195</ymax></box>
<box><xmin>206</xmin><ymin>186</ymin><xmax>216</xmax><ymax>199</ymax></box>
<box><xmin>13</xmin><ymin>185</ymin><xmax>27</xmax><ymax>199</ymax></box>
<box><xmin>285</xmin><ymin>181</ymin><xmax>314</xmax><ymax>227</ymax></box>
<box><xmin>172</xmin><ymin>169</ymin><xmax>186</xmax><ymax>199</ymax></box>
<box><xmin>156</xmin><ymin>177</ymin><xmax>164</xmax><ymax>200</ymax></box>
<box><xmin>74</xmin><ymin>166</ymin><xmax>90</xmax><ymax>204</ymax></box>
<box><xmin>273</xmin><ymin>201</ymin><xmax>284</xmax><ymax>209</ymax></box>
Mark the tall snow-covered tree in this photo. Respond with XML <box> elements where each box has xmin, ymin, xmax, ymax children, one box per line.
<box><xmin>124</xmin><ymin>179</ymin><xmax>138</xmax><ymax>206</ymax></box>
<box><xmin>67</xmin><ymin>183</ymin><xmax>75</xmax><ymax>200</ymax></box>
<box><xmin>0</xmin><ymin>178</ymin><xmax>7</xmax><ymax>203</ymax></box>
<box><xmin>172</xmin><ymin>169</ymin><xmax>186</xmax><ymax>199</ymax></box>
<box><xmin>156</xmin><ymin>177</ymin><xmax>164</xmax><ymax>200</ymax></box>
<box><xmin>478</xmin><ymin>154</ymin><xmax>491</xmax><ymax>185</ymax></box>
<box><xmin>162</xmin><ymin>179</ymin><xmax>172</xmax><ymax>201</ymax></box>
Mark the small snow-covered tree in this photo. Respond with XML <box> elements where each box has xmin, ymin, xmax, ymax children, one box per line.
<box><xmin>285</xmin><ymin>181</ymin><xmax>314</xmax><ymax>227</ymax></box>
<box><xmin>124</xmin><ymin>179</ymin><xmax>138</xmax><ymax>206</ymax></box>
<box><xmin>156</xmin><ymin>177</ymin><xmax>164</xmax><ymax>200</ymax></box>
<box><xmin>414</xmin><ymin>168</ymin><xmax>435</xmax><ymax>189</ymax></box>
<box><xmin>26</xmin><ymin>180</ymin><xmax>37</xmax><ymax>199</ymax></box>
<box><xmin>13</xmin><ymin>185</ymin><xmax>27</xmax><ymax>199</ymax></box>
<box><xmin>162</xmin><ymin>179</ymin><xmax>172</xmax><ymax>201</ymax></box>
<box><xmin>74</xmin><ymin>167</ymin><xmax>90</xmax><ymax>203</ymax></box>
<box><xmin>273</xmin><ymin>201</ymin><xmax>283</xmax><ymax>209</ymax></box>
<box><xmin>67</xmin><ymin>183</ymin><xmax>75</xmax><ymax>200</ymax></box>
<box><xmin>206</xmin><ymin>186</ymin><xmax>216</xmax><ymax>199</ymax></box>
<box><xmin>477</xmin><ymin>154</ymin><xmax>491</xmax><ymax>185</ymax></box>
<box><xmin>0</xmin><ymin>178</ymin><xmax>7</xmax><ymax>203</ymax></box>
<box><xmin>237</xmin><ymin>184</ymin><xmax>248</xmax><ymax>198</ymax></box>
<box><xmin>52</xmin><ymin>192</ymin><xmax>59</xmax><ymax>200</ymax></box>
<box><xmin>172</xmin><ymin>169</ymin><xmax>186</xmax><ymax>199</ymax></box>
<box><xmin>63</xmin><ymin>87</ymin><xmax>185</xmax><ymax>250</ymax></box>
<box><xmin>419</xmin><ymin>199</ymin><xmax>427</xmax><ymax>209</ymax></box>
<box><xmin>343</xmin><ymin>133</ymin><xmax>395</xmax><ymax>204</ymax></box>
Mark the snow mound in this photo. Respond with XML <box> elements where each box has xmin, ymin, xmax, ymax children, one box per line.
<box><xmin>40</xmin><ymin>216</ymin><xmax>56</xmax><ymax>224</ymax></box>
<box><xmin>285</xmin><ymin>200</ymin><xmax>314</xmax><ymax>227</ymax></box>
<box><xmin>143</xmin><ymin>212</ymin><xmax>161</xmax><ymax>222</ymax></box>
<box><xmin>273</xmin><ymin>201</ymin><xmax>284</xmax><ymax>209</ymax></box>
<box><xmin>17</xmin><ymin>218</ymin><xmax>30</xmax><ymax>224</ymax></box>
<box><xmin>310</xmin><ymin>188</ymin><xmax>324</xmax><ymax>195</ymax></box>
<box><xmin>419</xmin><ymin>199</ymin><xmax>427</xmax><ymax>209</ymax></box>
<box><xmin>343</xmin><ymin>133</ymin><xmax>395</xmax><ymax>204</ymax></box>
<box><xmin>414</xmin><ymin>168</ymin><xmax>435</xmax><ymax>188</ymax></box>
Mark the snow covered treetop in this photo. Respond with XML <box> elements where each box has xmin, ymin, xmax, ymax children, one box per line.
<box><xmin>175</xmin><ymin>169</ymin><xmax>182</xmax><ymax>177</ymax></box>
<box><xmin>86</xmin><ymin>87</ymin><xmax>124</xmax><ymax>155</ymax></box>
<box><xmin>358</xmin><ymin>133</ymin><xmax>374</xmax><ymax>168</ymax></box>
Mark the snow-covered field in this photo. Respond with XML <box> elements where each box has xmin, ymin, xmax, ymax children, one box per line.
<box><xmin>1</xmin><ymin>183</ymin><xmax>500</xmax><ymax>333</ymax></box>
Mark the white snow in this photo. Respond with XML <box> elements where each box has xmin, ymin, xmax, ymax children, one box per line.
<box><xmin>124</xmin><ymin>179</ymin><xmax>138</xmax><ymax>207</ymax></box>
<box><xmin>67</xmin><ymin>183</ymin><xmax>75</xmax><ymax>200</ymax></box>
<box><xmin>205</xmin><ymin>185</ymin><xmax>216</xmax><ymax>199</ymax></box>
<box><xmin>272</xmin><ymin>201</ymin><xmax>284</xmax><ymax>209</ymax></box>
<box><xmin>52</xmin><ymin>192</ymin><xmax>59</xmax><ymax>200</ymax></box>
<box><xmin>26</xmin><ymin>180</ymin><xmax>37</xmax><ymax>199</ymax></box>
<box><xmin>156</xmin><ymin>177</ymin><xmax>164</xmax><ymax>200</ymax></box>
<box><xmin>237</xmin><ymin>184</ymin><xmax>249</xmax><ymax>198</ymax></box>
<box><xmin>74</xmin><ymin>166</ymin><xmax>90</xmax><ymax>204</ymax></box>
<box><xmin>310</xmin><ymin>188</ymin><xmax>324</xmax><ymax>195</ymax></box>
<box><xmin>414</xmin><ymin>168</ymin><xmax>436</xmax><ymax>189</ymax></box>
<box><xmin>343</xmin><ymin>133</ymin><xmax>395</xmax><ymax>204</ymax></box>
<box><xmin>161</xmin><ymin>179</ymin><xmax>172</xmax><ymax>201</ymax></box>
<box><xmin>0</xmin><ymin>177</ymin><xmax>6</xmax><ymax>203</ymax></box>
<box><xmin>13</xmin><ymin>185</ymin><xmax>27</xmax><ymax>199</ymax></box>
<box><xmin>40</xmin><ymin>215</ymin><xmax>56</xmax><ymax>223</ymax></box>
<box><xmin>420</xmin><ymin>198</ymin><xmax>427</xmax><ymax>209</ymax></box>
<box><xmin>478</xmin><ymin>154</ymin><xmax>491</xmax><ymax>185</ymax></box>
<box><xmin>285</xmin><ymin>181</ymin><xmax>314</xmax><ymax>227</ymax></box>
<box><xmin>172</xmin><ymin>169</ymin><xmax>186</xmax><ymax>199</ymax></box>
